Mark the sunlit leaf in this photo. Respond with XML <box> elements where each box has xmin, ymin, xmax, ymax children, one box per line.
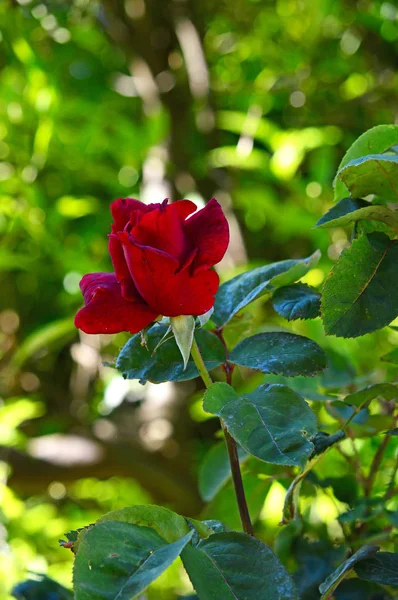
<box><xmin>334</xmin><ymin>125</ymin><xmax>398</xmax><ymax>201</ymax></box>
<box><xmin>337</xmin><ymin>154</ymin><xmax>398</xmax><ymax>203</ymax></box>
<box><xmin>316</xmin><ymin>197</ymin><xmax>398</xmax><ymax>230</ymax></box>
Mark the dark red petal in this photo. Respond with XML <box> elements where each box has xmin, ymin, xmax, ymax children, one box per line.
<box><xmin>119</xmin><ymin>236</ymin><xmax>219</xmax><ymax>316</ymax></box>
<box><xmin>184</xmin><ymin>198</ymin><xmax>229</xmax><ymax>271</ymax></box>
<box><xmin>108</xmin><ymin>233</ymin><xmax>131</xmax><ymax>284</ymax></box>
<box><xmin>75</xmin><ymin>272</ymin><xmax>158</xmax><ymax>334</ymax></box>
<box><xmin>131</xmin><ymin>199</ymin><xmax>197</xmax><ymax>260</ymax></box>
<box><xmin>110</xmin><ymin>198</ymin><xmax>147</xmax><ymax>232</ymax></box>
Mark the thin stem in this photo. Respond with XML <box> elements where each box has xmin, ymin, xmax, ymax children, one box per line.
<box><xmin>365</xmin><ymin>433</ymin><xmax>391</xmax><ymax>497</ymax></box>
<box><xmin>190</xmin><ymin>336</ymin><xmax>254</xmax><ymax>536</ymax></box>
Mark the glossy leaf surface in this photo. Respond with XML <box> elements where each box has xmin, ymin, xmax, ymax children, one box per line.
<box><xmin>117</xmin><ymin>325</ymin><xmax>225</xmax><ymax>383</ymax></box>
<box><xmin>203</xmin><ymin>383</ymin><xmax>317</xmax><ymax>467</ymax></box>
<box><xmin>229</xmin><ymin>332</ymin><xmax>327</xmax><ymax>377</ymax></box>
<box><xmin>272</xmin><ymin>283</ymin><xmax>321</xmax><ymax>321</ymax></box>
<box><xmin>212</xmin><ymin>251</ymin><xmax>320</xmax><ymax>326</ymax></box>
<box><xmin>182</xmin><ymin>531</ymin><xmax>300</xmax><ymax>600</ymax></box>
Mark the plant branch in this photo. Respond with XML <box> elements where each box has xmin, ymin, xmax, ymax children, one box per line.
<box><xmin>365</xmin><ymin>433</ymin><xmax>391</xmax><ymax>497</ymax></box>
<box><xmin>190</xmin><ymin>336</ymin><xmax>254</xmax><ymax>536</ymax></box>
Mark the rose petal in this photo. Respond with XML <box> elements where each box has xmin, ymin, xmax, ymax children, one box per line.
<box><xmin>184</xmin><ymin>198</ymin><xmax>229</xmax><ymax>271</ymax></box>
<box><xmin>110</xmin><ymin>198</ymin><xmax>147</xmax><ymax>232</ymax></box>
<box><xmin>75</xmin><ymin>272</ymin><xmax>158</xmax><ymax>334</ymax></box>
<box><xmin>131</xmin><ymin>199</ymin><xmax>197</xmax><ymax>260</ymax></box>
<box><xmin>119</xmin><ymin>235</ymin><xmax>219</xmax><ymax>316</ymax></box>
<box><xmin>108</xmin><ymin>233</ymin><xmax>131</xmax><ymax>285</ymax></box>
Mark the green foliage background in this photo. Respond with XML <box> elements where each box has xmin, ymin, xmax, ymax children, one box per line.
<box><xmin>0</xmin><ymin>0</ymin><xmax>397</xmax><ymax>598</ymax></box>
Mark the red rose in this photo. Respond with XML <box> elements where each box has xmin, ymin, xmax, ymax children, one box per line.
<box><xmin>74</xmin><ymin>198</ymin><xmax>229</xmax><ymax>334</ymax></box>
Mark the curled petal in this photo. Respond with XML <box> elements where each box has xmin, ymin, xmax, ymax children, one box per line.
<box><xmin>110</xmin><ymin>198</ymin><xmax>147</xmax><ymax>232</ymax></box>
<box><xmin>75</xmin><ymin>272</ymin><xmax>158</xmax><ymax>335</ymax></box>
<box><xmin>131</xmin><ymin>199</ymin><xmax>197</xmax><ymax>260</ymax></box>
<box><xmin>108</xmin><ymin>233</ymin><xmax>131</xmax><ymax>286</ymax></box>
<box><xmin>119</xmin><ymin>235</ymin><xmax>219</xmax><ymax>316</ymax></box>
<box><xmin>184</xmin><ymin>198</ymin><xmax>229</xmax><ymax>271</ymax></box>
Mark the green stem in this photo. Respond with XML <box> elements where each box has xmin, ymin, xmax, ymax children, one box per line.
<box><xmin>190</xmin><ymin>337</ymin><xmax>254</xmax><ymax>536</ymax></box>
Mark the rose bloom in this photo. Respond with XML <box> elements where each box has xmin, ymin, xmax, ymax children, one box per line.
<box><xmin>74</xmin><ymin>198</ymin><xmax>229</xmax><ymax>334</ymax></box>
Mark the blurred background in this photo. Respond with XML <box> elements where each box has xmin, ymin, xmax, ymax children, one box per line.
<box><xmin>1</xmin><ymin>0</ymin><xmax>398</xmax><ymax>598</ymax></box>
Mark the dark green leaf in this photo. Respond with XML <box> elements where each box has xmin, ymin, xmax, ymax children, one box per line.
<box><xmin>355</xmin><ymin>552</ymin><xmax>398</xmax><ymax>586</ymax></box>
<box><xmin>212</xmin><ymin>251</ymin><xmax>320</xmax><ymax>326</ymax></box>
<box><xmin>319</xmin><ymin>545</ymin><xmax>380</xmax><ymax>598</ymax></box>
<box><xmin>385</xmin><ymin>428</ymin><xmax>398</xmax><ymax>435</ymax></box>
<box><xmin>337</xmin><ymin>154</ymin><xmax>398</xmax><ymax>202</ymax></box>
<box><xmin>203</xmin><ymin>382</ymin><xmax>317</xmax><ymax>467</ymax></box>
<box><xmin>334</xmin><ymin>125</ymin><xmax>398</xmax><ymax>201</ymax></box>
<box><xmin>229</xmin><ymin>332</ymin><xmax>327</xmax><ymax>377</ymax></box>
<box><xmin>116</xmin><ymin>325</ymin><xmax>225</xmax><ymax>383</ymax></box>
<box><xmin>381</xmin><ymin>348</ymin><xmax>398</xmax><ymax>365</ymax></box>
<box><xmin>321</xmin><ymin>233</ymin><xmax>398</xmax><ymax>337</ymax></box>
<box><xmin>344</xmin><ymin>383</ymin><xmax>397</xmax><ymax>407</ymax></box>
<box><xmin>272</xmin><ymin>283</ymin><xmax>321</xmax><ymax>320</ymax></box>
<box><xmin>182</xmin><ymin>531</ymin><xmax>300</xmax><ymax>599</ymax></box>
<box><xmin>12</xmin><ymin>575</ymin><xmax>72</xmax><ymax>600</ymax></box>
<box><xmin>74</xmin><ymin>521</ymin><xmax>193</xmax><ymax>600</ymax></box>
<box><xmin>316</xmin><ymin>197</ymin><xmax>398</xmax><ymax>230</ymax></box>
<box><xmin>198</xmin><ymin>441</ymin><xmax>247</xmax><ymax>502</ymax></box>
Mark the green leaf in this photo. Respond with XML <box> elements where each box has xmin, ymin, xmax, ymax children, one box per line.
<box><xmin>337</xmin><ymin>154</ymin><xmax>398</xmax><ymax>203</ymax></box>
<box><xmin>319</xmin><ymin>545</ymin><xmax>380</xmax><ymax>599</ymax></box>
<box><xmin>181</xmin><ymin>531</ymin><xmax>300</xmax><ymax>600</ymax></box>
<box><xmin>170</xmin><ymin>315</ymin><xmax>195</xmax><ymax>370</ymax></box>
<box><xmin>203</xmin><ymin>382</ymin><xmax>317</xmax><ymax>467</ymax></box>
<box><xmin>316</xmin><ymin>197</ymin><xmax>398</xmax><ymax>230</ymax></box>
<box><xmin>334</xmin><ymin>125</ymin><xmax>398</xmax><ymax>201</ymax></box>
<box><xmin>96</xmin><ymin>505</ymin><xmax>190</xmax><ymax>543</ymax></box>
<box><xmin>381</xmin><ymin>348</ymin><xmax>398</xmax><ymax>365</ymax></box>
<box><xmin>212</xmin><ymin>251</ymin><xmax>320</xmax><ymax>326</ymax></box>
<box><xmin>272</xmin><ymin>283</ymin><xmax>321</xmax><ymax>321</ymax></box>
<box><xmin>116</xmin><ymin>325</ymin><xmax>225</xmax><ymax>383</ymax></box>
<box><xmin>74</xmin><ymin>521</ymin><xmax>193</xmax><ymax>600</ymax></box>
<box><xmin>198</xmin><ymin>441</ymin><xmax>247</xmax><ymax>502</ymax></box>
<box><xmin>344</xmin><ymin>383</ymin><xmax>398</xmax><ymax>408</ymax></box>
<box><xmin>354</xmin><ymin>552</ymin><xmax>398</xmax><ymax>586</ymax></box>
<box><xmin>321</xmin><ymin>233</ymin><xmax>398</xmax><ymax>337</ymax></box>
<box><xmin>229</xmin><ymin>332</ymin><xmax>327</xmax><ymax>377</ymax></box>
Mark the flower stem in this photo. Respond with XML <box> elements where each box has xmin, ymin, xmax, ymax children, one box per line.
<box><xmin>190</xmin><ymin>336</ymin><xmax>254</xmax><ymax>536</ymax></box>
